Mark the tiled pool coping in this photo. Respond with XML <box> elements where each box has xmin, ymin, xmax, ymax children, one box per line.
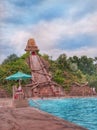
<box><xmin>0</xmin><ymin>106</ymin><xmax>87</xmax><ymax>130</ymax></box>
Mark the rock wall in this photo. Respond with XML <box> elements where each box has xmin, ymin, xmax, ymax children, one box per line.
<box><xmin>69</xmin><ymin>83</ymin><xmax>96</xmax><ymax>96</ymax></box>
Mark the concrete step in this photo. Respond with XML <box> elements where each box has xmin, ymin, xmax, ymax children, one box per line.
<box><xmin>13</xmin><ymin>99</ymin><xmax>29</xmax><ymax>108</ymax></box>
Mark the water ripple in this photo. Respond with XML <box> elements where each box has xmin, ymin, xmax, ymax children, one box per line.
<box><xmin>29</xmin><ymin>97</ymin><xmax>97</xmax><ymax>130</ymax></box>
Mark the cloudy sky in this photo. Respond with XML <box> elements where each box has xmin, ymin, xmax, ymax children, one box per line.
<box><xmin>0</xmin><ymin>0</ymin><xmax>97</xmax><ymax>63</ymax></box>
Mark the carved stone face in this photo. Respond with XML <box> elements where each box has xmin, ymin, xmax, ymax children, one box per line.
<box><xmin>28</xmin><ymin>39</ymin><xmax>36</xmax><ymax>47</ymax></box>
<box><xmin>25</xmin><ymin>38</ymin><xmax>39</xmax><ymax>51</ymax></box>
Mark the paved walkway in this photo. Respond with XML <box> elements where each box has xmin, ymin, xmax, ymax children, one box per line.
<box><xmin>0</xmin><ymin>107</ymin><xmax>87</xmax><ymax>130</ymax></box>
<box><xmin>0</xmin><ymin>98</ymin><xmax>12</xmax><ymax>107</ymax></box>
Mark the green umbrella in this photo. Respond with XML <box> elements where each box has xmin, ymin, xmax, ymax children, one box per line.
<box><xmin>6</xmin><ymin>71</ymin><xmax>32</xmax><ymax>80</ymax></box>
<box><xmin>6</xmin><ymin>71</ymin><xmax>32</xmax><ymax>100</ymax></box>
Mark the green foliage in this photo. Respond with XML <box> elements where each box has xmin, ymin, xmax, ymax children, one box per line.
<box><xmin>56</xmin><ymin>53</ymin><xmax>70</xmax><ymax>70</ymax></box>
<box><xmin>0</xmin><ymin>53</ymin><xmax>31</xmax><ymax>95</ymax></box>
<box><xmin>69</xmin><ymin>63</ymin><xmax>78</xmax><ymax>72</ymax></box>
<box><xmin>42</xmin><ymin>54</ymin><xmax>50</xmax><ymax>61</ymax></box>
<box><xmin>1</xmin><ymin>52</ymin><xmax>97</xmax><ymax>95</ymax></box>
<box><xmin>2</xmin><ymin>54</ymin><xmax>18</xmax><ymax>65</ymax></box>
<box><xmin>52</xmin><ymin>69</ymin><xmax>64</xmax><ymax>85</ymax></box>
<box><xmin>86</xmin><ymin>74</ymin><xmax>97</xmax><ymax>91</ymax></box>
<box><xmin>51</xmin><ymin>54</ymin><xmax>97</xmax><ymax>92</ymax></box>
<box><xmin>78</xmin><ymin>56</ymin><xmax>95</xmax><ymax>75</ymax></box>
<box><xmin>68</xmin><ymin>55</ymin><xmax>95</xmax><ymax>75</ymax></box>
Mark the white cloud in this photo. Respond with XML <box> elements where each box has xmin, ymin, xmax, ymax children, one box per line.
<box><xmin>66</xmin><ymin>46</ymin><xmax>97</xmax><ymax>58</ymax></box>
<box><xmin>41</xmin><ymin>46</ymin><xmax>97</xmax><ymax>60</ymax></box>
<box><xmin>0</xmin><ymin>1</ymin><xmax>97</xmax><ymax>63</ymax></box>
<box><xmin>10</xmin><ymin>31</ymin><xmax>31</xmax><ymax>53</ymax></box>
<box><xmin>29</xmin><ymin>11</ymin><xmax>97</xmax><ymax>52</ymax></box>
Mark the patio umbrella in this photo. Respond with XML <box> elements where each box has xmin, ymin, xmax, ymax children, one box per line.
<box><xmin>5</xmin><ymin>71</ymin><xmax>32</xmax><ymax>80</ymax></box>
<box><xmin>5</xmin><ymin>71</ymin><xmax>32</xmax><ymax>99</ymax></box>
<box><xmin>5</xmin><ymin>71</ymin><xmax>32</xmax><ymax>87</ymax></box>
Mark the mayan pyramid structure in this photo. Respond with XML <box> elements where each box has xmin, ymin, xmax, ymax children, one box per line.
<box><xmin>24</xmin><ymin>38</ymin><xmax>65</xmax><ymax>97</ymax></box>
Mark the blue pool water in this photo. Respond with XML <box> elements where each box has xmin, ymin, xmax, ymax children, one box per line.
<box><xmin>29</xmin><ymin>98</ymin><xmax>97</xmax><ymax>130</ymax></box>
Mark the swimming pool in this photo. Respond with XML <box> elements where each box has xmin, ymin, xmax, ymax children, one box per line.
<box><xmin>29</xmin><ymin>97</ymin><xmax>97</xmax><ymax>130</ymax></box>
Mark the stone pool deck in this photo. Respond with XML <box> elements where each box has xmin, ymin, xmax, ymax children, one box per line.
<box><xmin>0</xmin><ymin>98</ymin><xmax>12</xmax><ymax>107</ymax></box>
<box><xmin>0</xmin><ymin>106</ymin><xmax>87</xmax><ymax>130</ymax></box>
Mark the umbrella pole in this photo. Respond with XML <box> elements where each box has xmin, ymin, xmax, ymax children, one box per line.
<box><xmin>19</xmin><ymin>79</ymin><xmax>21</xmax><ymax>86</ymax></box>
<box><xmin>18</xmin><ymin>79</ymin><xmax>23</xmax><ymax>100</ymax></box>
<box><xmin>13</xmin><ymin>86</ymin><xmax>14</xmax><ymax>100</ymax></box>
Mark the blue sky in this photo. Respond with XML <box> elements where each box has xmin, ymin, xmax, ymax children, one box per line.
<box><xmin>0</xmin><ymin>0</ymin><xmax>97</xmax><ymax>63</ymax></box>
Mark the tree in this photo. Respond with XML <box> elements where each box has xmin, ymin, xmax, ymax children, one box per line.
<box><xmin>79</xmin><ymin>56</ymin><xmax>95</xmax><ymax>75</ymax></box>
<box><xmin>68</xmin><ymin>56</ymin><xmax>79</xmax><ymax>63</ymax></box>
<box><xmin>69</xmin><ymin>63</ymin><xmax>78</xmax><ymax>72</ymax></box>
<box><xmin>0</xmin><ymin>53</ymin><xmax>31</xmax><ymax>95</ymax></box>
<box><xmin>94</xmin><ymin>57</ymin><xmax>97</xmax><ymax>74</ymax></box>
<box><xmin>2</xmin><ymin>54</ymin><xmax>18</xmax><ymax>64</ymax></box>
<box><xmin>56</xmin><ymin>53</ymin><xmax>70</xmax><ymax>70</ymax></box>
<box><xmin>42</xmin><ymin>54</ymin><xmax>50</xmax><ymax>61</ymax></box>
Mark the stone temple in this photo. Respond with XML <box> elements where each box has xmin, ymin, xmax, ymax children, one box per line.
<box><xmin>24</xmin><ymin>38</ymin><xmax>65</xmax><ymax>97</ymax></box>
